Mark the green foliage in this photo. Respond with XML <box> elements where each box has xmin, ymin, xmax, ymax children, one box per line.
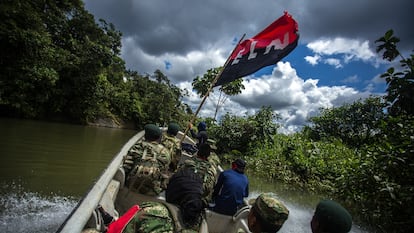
<box><xmin>209</xmin><ymin>106</ymin><xmax>279</xmax><ymax>154</ymax></box>
<box><xmin>376</xmin><ymin>29</ymin><xmax>414</xmax><ymax>116</ymax></box>
<box><xmin>352</xmin><ymin>115</ymin><xmax>414</xmax><ymax>231</ymax></box>
<box><xmin>307</xmin><ymin>96</ymin><xmax>386</xmax><ymax>148</ymax></box>
<box><xmin>0</xmin><ymin>0</ymin><xmax>126</xmax><ymax>122</ymax></box>
<box><xmin>245</xmin><ymin>31</ymin><xmax>414</xmax><ymax>232</ymax></box>
<box><xmin>246</xmin><ymin>133</ymin><xmax>360</xmax><ymax>191</ymax></box>
<box><xmin>125</xmin><ymin>70</ymin><xmax>189</xmax><ymax>128</ymax></box>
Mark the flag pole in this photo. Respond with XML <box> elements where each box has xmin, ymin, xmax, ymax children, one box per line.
<box><xmin>181</xmin><ymin>34</ymin><xmax>246</xmax><ymax>144</ymax></box>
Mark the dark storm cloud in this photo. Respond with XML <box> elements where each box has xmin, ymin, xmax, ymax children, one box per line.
<box><xmin>84</xmin><ymin>0</ymin><xmax>413</xmax><ymax>56</ymax></box>
<box><xmin>297</xmin><ymin>0</ymin><xmax>414</xmax><ymax>51</ymax></box>
<box><xmin>83</xmin><ymin>0</ymin><xmax>297</xmax><ymax>56</ymax></box>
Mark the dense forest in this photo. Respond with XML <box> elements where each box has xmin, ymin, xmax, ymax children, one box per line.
<box><xmin>0</xmin><ymin>0</ymin><xmax>191</xmax><ymax>127</ymax></box>
<box><xmin>1</xmin><ymin>1</ymin><xmax>413</xmax><ymax>233</ymax></box>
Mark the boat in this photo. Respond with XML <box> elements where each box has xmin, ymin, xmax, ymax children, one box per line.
<box><xmin>56</xmin><ymin>130</ymin><xmax>251</xmax><ymax>233</ymax></box>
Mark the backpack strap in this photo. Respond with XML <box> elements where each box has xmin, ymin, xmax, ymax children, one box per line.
<box><xmin>127</xmin><ymin>147</ymin><xmax>149</xmax><ymax>194</ymax></box>
<box><xmin>163</xmin><ymin>202</ymin><xmax>184</xmax><ymax>233</ymax></box>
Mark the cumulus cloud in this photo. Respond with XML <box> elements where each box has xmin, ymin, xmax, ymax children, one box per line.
<box><xmin>305</xmin><ymin>38</ymin><xmax>379</xmax><ymax>69</ymax></box>
<box><xmin>184</xmin><ymin>62</ymin><xmax>367</xmax><ymax>133</ymax></box>
<box><xmin>304</xmin><ymin>55</ymin><xmax>321</xmax><ymax>66</ymax></box>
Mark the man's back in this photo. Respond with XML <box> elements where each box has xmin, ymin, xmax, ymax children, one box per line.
<box><xmin>177</xmin><ymin>156</ymin><xmax>216</xmax><ymax>203</ymax></box>
<box><xmin>107</xmin><ymin>200</ymin><xmax>204</xmax><ymax>233</ymax></box>
<box><xmin>212</xmin><ymin>168</ymin><xmax>249</xmax><ymax>215</ymax></box>
<box><xmin>161</xmin><ymin>132</ymin><xmax>181</xmax><ymax>171</ymax></box>
<box><xmin>123</xmin><ymin>140</ymin><xmax>171</xmax><ymax>195</ymax></box>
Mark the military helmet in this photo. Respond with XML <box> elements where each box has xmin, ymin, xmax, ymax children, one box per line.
<box><xmin>251</xmin><ymin>193</ymin><xmax>289</xmax><ymax>227</ymax></box>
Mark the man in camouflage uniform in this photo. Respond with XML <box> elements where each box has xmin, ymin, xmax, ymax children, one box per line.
<box><xmin>310</xmin><ymin>200</ymin><xmax>352</xmax><ymax>233</ymax></box>
<box><xmin>122</xmin><ymin>124</ymin><xmax>171</xmax><ymax>196</ymax></box>
<box><xmin>247</xmin><ymin>193</ymin><xmax>289</xmax><ymax>233</ymax></box>
<box><xmin>161</xmin><ymin>122</ymin><xmax>182</xmax><ymax>172</ymax></box>
<box><xmin>206</xmin><ymin>139</ymin><xmax>221</xmax><ymax>175</ymax></box>
<box><xmin>106</xmin><ymin>201</ymin><xmax>202</xmax><ymax>233</ymax></box>
<box><xmin>176</xmin><ymin>143</ymin><xmax>216</xmax><ymax>204</ymax></box>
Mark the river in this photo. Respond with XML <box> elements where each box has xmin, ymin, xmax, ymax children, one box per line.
<box><xmin>0</xmin><ymin>118</ymin><xmax>370</xmax><ymax>233</ymax></box>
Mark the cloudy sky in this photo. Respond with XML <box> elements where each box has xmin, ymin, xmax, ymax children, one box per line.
<box><xmin>83</xmin><ymin>0</ymin><xmax>413</xmax><ymax>133</ymax></box>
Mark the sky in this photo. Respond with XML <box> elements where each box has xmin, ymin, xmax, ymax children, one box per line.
<box><xmin>83</xmin><ymin>0</ymin><xmax>413</xmax><ymax>134</ymax></box>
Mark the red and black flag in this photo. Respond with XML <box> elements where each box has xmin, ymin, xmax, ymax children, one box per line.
<box><xmin>214</xmin><ymin>12</ymin><xmax>299</xmax><ymax>87</ymax></box>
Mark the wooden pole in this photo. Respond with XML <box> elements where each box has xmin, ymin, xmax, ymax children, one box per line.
<box><xmin>180</xmin><ymin>34</ymin><xmax>246</xmax><ymax>144</ymax></box>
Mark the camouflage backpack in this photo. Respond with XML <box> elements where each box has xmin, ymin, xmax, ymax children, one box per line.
<box><xmin>123</xmin><ymin>140</ymin><xmax>171</xmax><ymax>195</ymax></box>
<box><xmin>177</xmin><ymin>157</ymin><xmax>216</xmax><ymax>202</ymax></box>
<box><xmin>161</xmin><ymin>133</ymin><xmax>182</xmax><ymax>171</ymax></box>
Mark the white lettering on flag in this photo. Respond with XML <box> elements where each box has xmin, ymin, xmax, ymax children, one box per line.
<box><xmin>248</xmin><ymin>40</ymin><xmax>258</xmax><ymax>60</ymax></box>
<box><xmin>231</xmin><ymin>33</ymin><xmax>290</xmax><ymax>66</ymax></box>
<box><xmin>231</xmin><ymin>48</ymin><xmax>245</xmax><ymax>65</ymax></box>
<box><xmin>264</xmin><ymin>33</ymin><xmax>289</xmax><ymax>54</ymax></box>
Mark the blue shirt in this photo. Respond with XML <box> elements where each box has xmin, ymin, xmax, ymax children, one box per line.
<box><xmin>212</xmin><ymin>169</ymin><xmax>249</xmax><ymax>215</ymax></box>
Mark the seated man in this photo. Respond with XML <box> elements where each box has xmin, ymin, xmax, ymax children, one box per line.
<box><xmin>176</xmin><ymin>143</ymin><xmax>216</xmax><ymax>204</ymax></box>
<box><xmin>106</xmin><ymin>201</ymin><xmax>183</xmax><ymax>233</ymax></box>
<box><xmin>161</xmin><ymin>122</ymin><xmax>182</xmax><ymax>172</ymax></box>
<box><xmin>248</xmin><ymin>193</ymin><xmax>289</xmax><ymax>233</ymax></box>
<box><xmin>106</xmin><ymin>168</ymin><xmax>206</xmax><ymax>233</ymax></box>
<box><xmin>211</xmin><ymin>158</ymin><xmax>249</xmax><ymax>215</ymax></box>
<box><xmin>122</xmin><ymin>124</ymin><xmax>171</xmax><ymax>196</ymax></box>
<box><xmin>310</xmin><ymin>200</ymin><xmax>352</xmax><ymax>233</ymax></box>
<box><xmin>166</xmin><ymin>167</ymin><xmax>205</xmax><ymax>231</ymax></box>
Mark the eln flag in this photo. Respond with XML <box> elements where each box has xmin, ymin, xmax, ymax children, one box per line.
<box><xmin>214</xmin><ymin>12</ymin><xmax>299</xmax><ymax>87</ymax></box>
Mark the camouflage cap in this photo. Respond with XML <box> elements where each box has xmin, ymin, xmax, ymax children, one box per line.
<box><xmin>253</xmin><ymin>193</ymin><xmax>289</xmax><ymax>227</ymax></box>
<box><xmin>167</xmin><ymin>122</ymin><xmax>180</xmax><ymax>136</ymax></box>
<box><xmin>314</xmin><ymin>200</ymin><xmax>352</xmax><ymax>233</ymax></box>
<box><xmin>144</xmin><ymin>124</ymin><xmax>162</xmax><ymax>139</ymax></box>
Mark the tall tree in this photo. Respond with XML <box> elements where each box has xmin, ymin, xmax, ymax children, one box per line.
<box><xmin>375</xmin><ymin>30</ymin><xmax>414</xmax><ymax>116</ymax></box>
<box><xmin>192</xmin><ymin>67</ymin><xmax>245</xmax><ymax>121</ymax></box>
<box><xmin>307</xmin><ymin>96</ymin><xmax>386</xmax><ymax>147</ymax></box>
<box><xmin>0</xmin><ymin>0</ymin><xmax>125</xmax><ymax>122</ymax></box>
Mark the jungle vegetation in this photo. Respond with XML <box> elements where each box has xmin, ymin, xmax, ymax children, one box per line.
<box><xmin>1</xmin><ymin>1</ymin><xmax>413</xmax><ymax>232</ymax></box>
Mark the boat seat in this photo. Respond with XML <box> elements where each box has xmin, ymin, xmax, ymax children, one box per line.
<box><xmin>113</xmin><ymin>167</ymin><xmax>126</xmax><ymax>189</ymax></box>
<box><xmin>83</xmin><ymin>180</ymin><xmax>121</xmax><ymax>232</ymax></box>
<box><xmin>205</xmin><ymin>206</ymin><xmax>251</xmax><ymax>233</ymax></box>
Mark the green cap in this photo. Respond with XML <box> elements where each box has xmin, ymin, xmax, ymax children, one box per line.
<box><xmin>144</xmin><ymin>124</ymin><xmax>161</xmax><ymax>139</ymax></box>
<box><xmin>253</xmin><ymin>193</ymin><xmax>289</xmax><ymax>227</ymax></box>
<box><xmin>167</xmin><ymin>123</ymin><xmax>180</xmax><ymax>136</ymax></box>
<box><xmin>314</xmin><ymin>200</ymin><xmax>352</xmax><ymax>233</ymax></box>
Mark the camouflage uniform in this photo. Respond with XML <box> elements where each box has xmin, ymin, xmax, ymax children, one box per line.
<box><xmin>161</xmin><ymin>132</ymin><xmax>182</xmax><ymax>171</ymax></box>
<box><xmin>177</xmin><ymin>156</ymin><xmax>216</xmax><ymax>204</ymax></box>
<box><xmin>249</xmin><ymin>193</ymin><xmax>289</xmax><ymax>232</ymax></box>
<box><xmin>108</xmin><ymin>202</ymin><xmax>199</xmax><ymax>233</ymax></box>
<box><xmin>123</xmin><ymin>140</ymin><xmax>171</xmax><ymax>196</ymax></box>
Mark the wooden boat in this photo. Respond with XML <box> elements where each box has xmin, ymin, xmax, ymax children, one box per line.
<box><xmin>56</xmin><ymin>130</ymin><xmax>251</xmax><ymax>233</ymax></box>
